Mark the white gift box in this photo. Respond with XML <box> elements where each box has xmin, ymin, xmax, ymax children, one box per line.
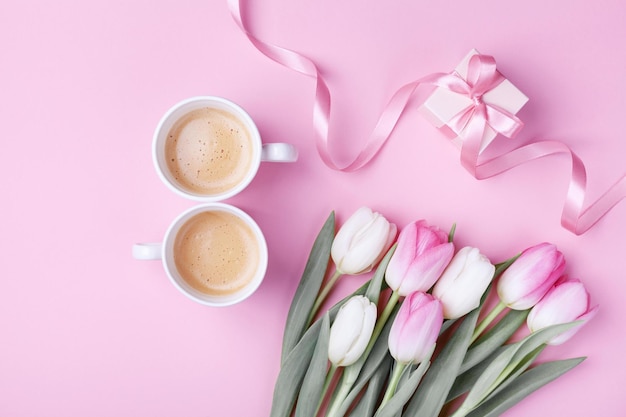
<box><xmin>419</xmin><ymin>49</ymin><xmax>529</xmax><ymax>153</ymax></box>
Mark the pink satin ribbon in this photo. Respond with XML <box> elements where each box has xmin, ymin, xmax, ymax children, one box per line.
<box><xmin>228</xmin><ymin>0</ymin><xmax>625</xmax><ymax>235</ymax></box>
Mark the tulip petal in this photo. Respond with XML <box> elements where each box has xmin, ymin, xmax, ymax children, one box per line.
<box><xmin>527</xmin><ymin>279</ymin><xmax>589</xmax><ymax>331</ymax></box>
<box><xmin>385</xmin><ymin>221</ymin><xmax>454</xmax><ymax>295</ymax></box>
<box><xmin>389</xmin><ymin>292</ymin><xmax>443</xmax><ymax>364</ymax></box>
<box><xmin>497</xmin><ymin>243</ymin><xmax>565</xmax><ymax>310</ymax></box>
<box><xmin>527</xmin><ymin>278</ymin><xmax>598</xmax><ymax>345</ymax></box>
<box><xmin>339</xmin><ymin>215</ymin><xmax>392</xmax><ymax>274</ymax></box>
<box><xmin>328</xmin><ymin>296</ymin><xmax>377</xmax><ymax>366</ymax></box>
<box><xmin>331</xmin><ymin>207</ymin><xmax>374</xmax><ymax>268</ymax></box>
<box><xmin>434</xmin><ymin>247</ymin><xmax>495</xmax><ymax>319</ymax></box>
<box><xmin>396</xmin><ymin>242</ymin><xmax>454</xmax><ymax>295</ymax></box>
<box><xmin>343</xmin><ymin>301</ymin><xmax>377</xmax><ymax>364</ymax></box>
<box><xmin>415</xmin><ymin>224</ymin><xmax>448</xmax><ymax>256</ymax></box>
<box><xmin>385</xmin><ymin>222</ymin><xmax>419</xmax><ymax>291</ymax></box>
<box><xmin>548</xmin><ymin>304</ymin><xmax>599</xmax><ymax>345</ymax></box>
<box><xmin>330</xmin><ymin>207</ymin><xmax>395</xmax><ymax>275</ymax></box>
<box><xmin>328</xmin><ymin>299</ymin><xmax>364</xmax><ymax>365</ymax></box>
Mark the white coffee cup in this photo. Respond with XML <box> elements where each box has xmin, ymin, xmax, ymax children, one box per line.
<box><xmin>153</xmin><ymin>96</ymin><xmax>298</xmax><ymax>201</ymax></box>
<box><xmin>133</xmin><ymin>203</ymin><xmax>268</xmax><ymax>307</ymax></box>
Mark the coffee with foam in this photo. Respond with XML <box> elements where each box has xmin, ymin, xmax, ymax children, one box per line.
<box><xmin>164</xmin><ymin>107</ymin><xmax>254</xmax><ymax>196</ymax></box>
<box><xmin>173</xmin><ymin>210</ymin><xmax>261</xmax><ymax>296</ymax></box>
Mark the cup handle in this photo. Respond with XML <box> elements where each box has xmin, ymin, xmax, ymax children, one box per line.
<box><xmin>261</xmin><ymin>143</ymin><xmax>298</xmax><ymax>162</ymax></box>
<box><xmin>132</xmin><ymin>243</ymin><xmax>163</xmax><ymax>260</ymax></box>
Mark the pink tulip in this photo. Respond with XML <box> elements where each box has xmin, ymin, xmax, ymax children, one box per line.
<box><xmin>331</xmin><ymin>207</ymin><xmax>397</xmax><ymax>275</ymax></box>
<box><xmin>385</xmin><ymin>220</ymin><xmax>454</xmax><ymax>296</ymax></box>
<box><xmin>496</xmin><ymin>242</ymin><xmax>565</xmax><ymax>310</ymax></box>
<box><xmin>388</xmin><ymin>292</ymin><xmax>443</xmax><ymax>365</ymax></box>
<box><xmin>527</xmin><ymin>277</ymin><xmax>599</xmax><ymax>345</ymax></box>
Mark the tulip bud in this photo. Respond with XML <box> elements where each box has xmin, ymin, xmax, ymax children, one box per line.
<box><xmin>331</xmin><ymin>207</ymin><xmax>397</xmax><ymax>275</ymax></box>
<box><xmin>388</xmin><ymin>291</ymin><xmax>443</xmax><ymax>365</ymax></box>
<box><xmin>527</xmin><ymin>278</ymin><xmax>599</xmax><ymax>345</ymax></box>
<box><xmin>328</xmin><ymin>295</ymin><xmax>377</xmax><ymax>366</ymax></box>
<box><xmin>385</xmin><ymin>220</ymin><xmax>454</xmax><ymax>296</ymax></box>
<box><xmin>496</xmin><ymin>242</ymin><xmax>565</xmax><ymax>310</ymax></box>
<box><xmin>432</xmin><ymin>246</ymin><xmax>495</xmax><ymax>319</ymax></box>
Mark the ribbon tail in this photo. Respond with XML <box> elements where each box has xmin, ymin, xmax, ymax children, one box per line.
<box><xmin>474</xmin><ymin>140</ymin><xmax>625</xmax><ymax>235</ymax></box>
<box><xmin>574</xmin><ymin>173</ymin><xmax>626</xmax><ymax>235</ymax></box>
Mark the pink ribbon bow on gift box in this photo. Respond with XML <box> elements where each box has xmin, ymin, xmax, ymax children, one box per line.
<box><xmin>425</xmin><ymin>53</ymin><xmax>526</xmax><ymax>174</ymax></box>
<box><xmin>444</xmin><ymin>54</ymin><xmax>524</xmax><ymax>143</ymax></box>
<box><xmin>228</xmin><ymin>0</ymin><xmax>625</xmax><ymax>235</ymax></box>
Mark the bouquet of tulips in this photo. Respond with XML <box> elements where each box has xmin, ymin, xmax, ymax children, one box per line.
<box><xmin>270</xmin><ymin>207</ymin><xmax>598</xmax><ymax>417</ymax></box>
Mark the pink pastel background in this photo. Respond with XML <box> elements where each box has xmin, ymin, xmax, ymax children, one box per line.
<box><xmin>1</xmin><ymin>0</ymin><xmax>624</xmax><ymax>415</ymax></box>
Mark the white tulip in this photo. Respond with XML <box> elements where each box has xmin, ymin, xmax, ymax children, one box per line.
<box><xmin>432</xmin><ymin>247</ymin><xmax>495</xmax><ymax>319</ymax></box>
<box><xmin>331</xmin><ymin>207</ymin><xmax>397</xmax><ymax>275</ymax></box>
<box><xmin>328</xmin><ymin>295</ymin><xmax>377</xmax><ymax>366</ymax></box>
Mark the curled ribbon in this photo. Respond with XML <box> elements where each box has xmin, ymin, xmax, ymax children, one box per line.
<box><xmin>228</xmin><ymin>0</ymin><xmax>625</xmax><ymax>235</ymax></box>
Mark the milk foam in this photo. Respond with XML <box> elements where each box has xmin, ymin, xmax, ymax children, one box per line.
<box><xmin>173</xmin><ymin>211</ymin><xmax>260</xmax><ymax>296</ymax></box>
<box><xmin>165</xmin><ymin>108</ymin><xmax>254</xmax><ymax>195</ymax></box>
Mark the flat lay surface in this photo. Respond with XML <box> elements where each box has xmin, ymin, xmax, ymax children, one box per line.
<box><xmin>1</xmin><ymin>0</ymin><xmax>624</xmax><ymax>415</ymax></box>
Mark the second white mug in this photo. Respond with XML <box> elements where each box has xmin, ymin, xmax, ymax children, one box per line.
<box><xmin>132</xmin><ymin>203</ymin><xmax>269</xmax><ymax>306</ymax></box>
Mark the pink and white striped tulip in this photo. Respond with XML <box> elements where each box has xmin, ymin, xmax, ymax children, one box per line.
<box><xmin>527</xmin><ymin>278</ymin><xmax>599</xmax><ymax>345</ymax></box>
<box><xmin>496</xmin><ymin>242</ymin><xmax>566</xmax><ymax>310</ymax></box>
<box><xmin>385</xmin><ymin>220</ymin><xmax>454</xmax><ymax>296</ymax></box>
<box><xmin>432</xmin><ymin>247</ymin><xmax>495</xmax><ymax>319</ymax></box>
<box><xmin>328</xmin><ymin>295</ymin><xmax>378</xmax><ymax>366</ymax></box>
<box><xmin>388</xmin><ymin>291</ymin><xmax>443</xmax><ymax>365</ymax></box>
<box><xmin>331</xmin><ymin>207</ymin><xmax>397</xmax><ymax>275</ymax></box>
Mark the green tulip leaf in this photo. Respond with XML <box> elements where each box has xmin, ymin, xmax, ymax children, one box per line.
<box><xmin>270</xmin><ymin>319</ymin><xmax>323</xmax><ymax>417</ymax></box>
<box><xmin>493</xmin><ymin>253</ymin><xmax>520</xmax><ymax>276</ymax></box>
<box><xmin>463</xmin><ymin>357</ymin><xmax>585</xmax><ymax>417</ymax></box>
<box><xmin>281</xmin><ymin>212</ymin><xmax>335</xmax><ymax>362</ymax></box>
<box><xmin>347</xmin><ymin>356</ymin><xmax>392</xmax><ymax>417</ymax></box>
<box><xmin>375</xmin><ymin>358</ymin><xmax>431</xmax><ymax>417</ymax></box>
<box><xmin>448</xmin><ymin>223</ymin><xmax>457</xmax><ymax>242</ymax></box>
<box><xmin>451</xmin><ymin>340</ymin><xmax>544</xmax><ymax>404</ymax></box>
<box><xmin>450</xmin><ymin>338</ymin><xmax>544</xmax><ymax>404</ymax></box>
<box><xmin>447</xmin><ymin>346</ymin><xmax>507</xmax><ymax>402</ymax></box>
<box><xmin>440</xmin><ymin>318</ymin><xmax>459</xmax><ymax>335</ymax></box>
<box><xmin>508</xmin><ymin>321</ymin><xmax>580</xmax><ymax>368</ymax></box>
<box><xmin>460</xmin><ymin>309</ymin><xmax>529</xmax><ymax>373</ymax></box>
<box><xmin>483</xmin><ymin>344</ymin><xmax>545</xmax><ymax>403</ymax></box>
<box><xmin>456</xmin><ymin>321</ymin><xmax>581</xmax><ymax>414</ymax></box>
<box><xmin>457</xmin><ymin>344</ymin><xmax>519</xmax><ymax>415</ymax></box>
<box><xmin>402</xmin><ymin>303</ymin><xmax>480</xmax><ymax>417</ymax></box>
<box><xmin>365</xmin><ymin>244</ymin><xmax>397</xmax><ymax>305</ymax></box>
<box><xmin>295</xmin><ymin>313</ymin><xmax>331</xmax><ymax>417</ymax></box>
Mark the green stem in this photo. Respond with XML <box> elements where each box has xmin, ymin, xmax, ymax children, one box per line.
<box><xmin>471</xmin><ymin>301</ymin><xmax>507</xmax><ymax>344</ymax></box>
<box><xmin>370</xmin><ymin>290</ymin><xmax>400</xmax><ymax>350</ymax></box>
<box><xmin>308</xmin><ymin>269</ymin><xmax>342</xmax><ymax>325</ymax></box>
<box><xmin>325</xmin><ymin>373</ymin><xmax>355</xmax><ymax>417</ymax></box>
<box><xmin>376</xmin><ymin>361</ymin><xmax>407</xmax><ymax>414</ymax></box>
<box><xmin>314</xmin><ymin>364</ymin><xmax>338</xmax><ymax>417</ymax></box>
